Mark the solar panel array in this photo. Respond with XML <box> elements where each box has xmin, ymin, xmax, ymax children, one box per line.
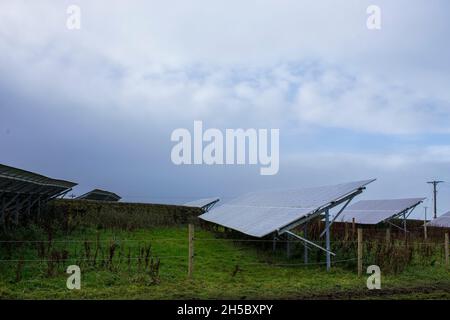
<box><xmin>199</xmin><ymin>179</ymin><xmax>375</xmax><ymax>237</ymax></box>
<box><xmin>0</xmin><ymin>164</ymin><xmax>76</xmax><ymax>190</ymax></box>
<box><xmin>0</xmin><ymin>164</ymin><xmax>76</xmax><ymax>199</ymax></box>
<box><xmin>338</xmin><ymin>198</ymin><xmax>425</xmax><ymax>225</ymax></box>
<box><xmin>0</xmin><ymin>164</ymin><xmax>77</xmax><ymax>224</ymax></box>
<box><xmin>427</xmin><ymin>211</ymin><xmax>450</xmax><ymax>228</ymax></box>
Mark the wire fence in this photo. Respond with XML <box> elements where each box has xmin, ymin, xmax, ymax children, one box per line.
<box><xmin>0</xmin><ymin>237</ymin><xmax>442</xmax><ymax>245</ymax></box>
<box><xmin>0</xmin><ymin>227</ymin><xmax>448</xmax><ymax>285</ymax></box>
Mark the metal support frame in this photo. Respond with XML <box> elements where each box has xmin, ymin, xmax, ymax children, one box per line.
<box><xmin>382</xmin><ymin>201</ymin><xmax>422</xmax><ymax>234</ymax></box>
<box><xmin>202</xmin><ymin>199</ymin><xmax>220</xmax><ymax>213</ymax></box>
<box><xmin>284</xmin><ymin>230</ymin><xmax>336</xmax><ymax>256</ymax></box>
<box><xmin>0</xmin><ymin>163</ymin><xmax>77</xmax><ymax>228</ymax></box>
<box><xmin>29</xmin><ymin>193</ymin><xmax>44</xmax><ymax>209</ymax></box>
<box><xmin>3</xmin><ymin>182</ymin><xmax>41</xmax><ymax>212</ymax></box>
<box><xmin>14</xmin><ymin>194</ymin><xmax>33</xmax><ymax>211</ymax></box>
<box><xmin>386</xmin><ymin>220</ymin><xmax>407</xmax><ymax>232</ymax></box>
<box><xmin>319</xmin><ymin>196</ymin><xmax>354</xmax><ymax>238</ymax></box>
<box><xmin>4</xmin><ymin>193</ymin><xmax>35</xmax><ymax>223</ymax></box>
<box><xmin>286</xmin><ymin>233</ymin><xmax>291</xmax><ymax>258</ymax></box>
<box><xmin>39</xmin><ymin>188</ymin><xmax>72</xmax><ymax>210</ymax></box>
<box><xmin>303</xmin><ymin>223</ymin><xmax>308</xmax><ymax>264</ymax></box>
<box><xmin>325</xmin><ymin>209</ymin><xmax>331</xmax><ymax>271</ymax></box>
<box><xmin>37</xmin><ymin>196</ymin><xmax>41</xmax><ymax>221</ymax></box>
<box><xmin>0</xmin><ymin>196</ymin><xmax>5</xmax><ymax>225</ymax></box>
<box><xmin>27</xmin><ymin>196</ymin><xmax>31</xmax><ymax>216</ymax></box>
<box><xmin>3</xmin><ymin>193</ymin><xmax>21</xmax><ymax>212</ymax></box>
<box><xmin>274</xmin><ymin>187</ymin><xmax>365</xmax><ymax>270</ymax></box>
<box><xmin>278</xmin><ymin>188</ymin><xmax>365</xmax><ymax>235</ymax></box>
<box><xmin>48</xmin><ymin>188</ymin><xmax>72</xmax><ymax>201</ymax></box>
<box><xmin>14</xmin><ymin>197</ymin><xmax>20</xmax><ymax>224</ymax></box>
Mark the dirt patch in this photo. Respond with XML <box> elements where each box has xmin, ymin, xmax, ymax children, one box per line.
<box><xmin>289</xmin><ymin>282</ymin><xmax>450</xmax><ymax>300</ymax></box>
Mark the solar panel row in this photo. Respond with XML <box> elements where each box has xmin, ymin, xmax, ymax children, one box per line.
<box><xmin>0</xmin><ymin>164</ymin><xmax>76</xmax><ymax>189</ymax></box>
<box><xmin>0</xmin><ymin>164</ymin><xmax>77</xmax><ymax>224</ymax></box>
<box><xmin>200</xmin><ymin>179</ymin><xmax>375</xmax><ymax>237</ymax></box>
<box><xmin>427</xmin><ymin>211</ymin><xmax>450</xmax><ymax>228</ymax></box>
<box><xmin>338</xmin><ymin>198</ymin><xmax>425</xmax><ymax>225</ymax></box>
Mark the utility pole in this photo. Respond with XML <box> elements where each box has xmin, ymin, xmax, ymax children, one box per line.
<box><xmin>427</xmin><ymin>181</ymin><xmax>444</xmax><ymax>219</ymax></box>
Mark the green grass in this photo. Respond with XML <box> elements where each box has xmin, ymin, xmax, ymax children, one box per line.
<box><xmin>0</xmin><ymin>226</ymin><xmax>449</xmax><ymax>299</ymax></box>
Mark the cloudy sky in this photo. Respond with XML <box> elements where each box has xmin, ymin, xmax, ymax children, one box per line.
<box><xmin>1</xmin><ymin>0</ymin><xmax>449</xmax><ymax>218</ymax></box>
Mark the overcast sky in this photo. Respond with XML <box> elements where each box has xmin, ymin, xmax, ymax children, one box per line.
<box><xmin>1</xmin><ymin>1</ymin><xmax>449</xmax><ymax>218</ymax></box>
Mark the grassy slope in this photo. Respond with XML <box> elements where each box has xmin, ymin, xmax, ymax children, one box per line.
<box><xmin>0</xmin><ymin>227</ymin><xmax>449</xmax><ymax>299</ymax></box>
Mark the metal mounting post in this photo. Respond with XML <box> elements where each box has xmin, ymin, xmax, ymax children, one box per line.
<box><xmin>325</xmin><ymin>209</ymin><xmax>331</xmax><ymax>271</ymax></box>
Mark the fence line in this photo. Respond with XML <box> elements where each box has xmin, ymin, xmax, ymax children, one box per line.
<box><xmin>0</xmin><ymin>238</ymin><xmax>186</xmax><ymax>243</ymax></box>
<box><xmin>1</xmin><ymin>227</ymin><xmax>448</xmax><ymax>280</ymax></box>
<box><xmin>0</xmin><ymin>256</ymin><xmax>359</xmax><ymax>267</ymax></box>
<box><xmin>194</xmin><ymin>256</ymin><xmax>359</xmax><ymax>267</ymax></box>
<box><xmin>0</xmin><ymin>255</ymin><xmax>186</xmax><ymax>263</ymax></box>
<box><xmin>0</xmin><ymin>238</ymin><xmax>444</xmax><ymax>245</ymax></box>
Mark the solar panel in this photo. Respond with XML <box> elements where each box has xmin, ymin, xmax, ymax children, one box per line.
<box><xmin>199</xmin><ymin>179</ymin><xmax>375</xmax><ymax>237</ymax></box>
<box><xmin>77</xmin><ymin>189</ymin><xmax>121</xmax><ymax>202</ymax></box>
<box><xmin>338</xmin><ymin>198</ymin><xmax>425</xmax><ymax>225</ymax></box>
<box><xmin>0</xmin><ymin>164</ymin><xmax>76</xmax><ymax>189</ymax></box>
<box><xmin>0</xmin><ymin>163</ymin><xmax>77</xmax><ymax>224</ymax></box>
<box><xmin>184</xmin><ymin>198</ymin><xmax>219</xmax><ymax>209</ymax></box>
<box><xmin>0</xmin><ymin>164</ymin><xmax>76</xmax><ymax>196</ymax></box>
<box><xmin>427</xmin><ymin>211</ymin><xmax>450</xmax><ymax>228</ymax></box>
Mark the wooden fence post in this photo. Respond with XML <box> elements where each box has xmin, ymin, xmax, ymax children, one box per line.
<box><xmin>424</xmin><ymin>220</ymin><xmax>428</xmax><ymax>241</ymax></box>
<box><xmin>386</xmin><ymin>228</ymin><xmax>391</xmax><ymax>244</ymax></box>
<box><xmin>357</xmin><ymin>228</ymin><xmax>363</xmax><ymax>277</ymax></box>
<box><xmin>352</xmin><ymin>218</ymin><xmax>356</xmax><ymax>238</ymax></box>
<box><xmin>445</xmin><ymin>232</ymin><xmax>449</xmax><ymax>269</ymax></box>
<box><xmin>344</xmin><ymin>223</ymin><xmax>349</xmax><ymax>241</ymax></box>
<box><xmin>286</xmin><ymin>233</ymin><xmax>291</xmax><ymax>259</ymax></box>
<box><xmin>188</xmin><ymin>224</ymin><xmax>194</xmax><ymax>279</ymax></box>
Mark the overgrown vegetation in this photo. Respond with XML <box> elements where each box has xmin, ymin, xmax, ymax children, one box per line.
<box><xmin>1</xmin><ymin>221</ymin><xmax>449</xmax><ymax>299</ymax></box>
<box><xmin>44</xmin><ymin>199</ymin><xmax>202</xmax><ymax>231</ymax></box>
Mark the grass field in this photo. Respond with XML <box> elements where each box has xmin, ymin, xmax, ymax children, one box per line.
<box><xmin>1</xmin><ymin>226</ymin><xmax>449</xmax><ymax>299</ymax></box>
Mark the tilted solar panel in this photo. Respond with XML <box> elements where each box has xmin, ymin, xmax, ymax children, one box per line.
<box><xmin>0</xmin><ymin>163</ymin><xmax>77</xmax><ymax>225</ymax></box>
<box><xmin>77</xmin><ymin>189</ymin><xmax>121</xmax><ymax>202</ymax></box>
<box><xmin>0</xmin><ymin>164</ymin><xmax>77</xmax><ymax>198</ymax></box>
<box><xmin>199</xmin><ymin>179</ymin><xmax>375</xmax><ymax>237</ymax></box>
<box><xmin>427</xmin><ymin>211</ymin><xmax>450</xmax><ymax>228</ymax></box>
<box><xmin>338</xmin><ymin>198</ymin><xmax>425</xmax><ymax>225</ymax></box>
<box><xmin>0</xmin><ymin>164</ymin><xmax>76</xmax><ymax>189</ymax></box>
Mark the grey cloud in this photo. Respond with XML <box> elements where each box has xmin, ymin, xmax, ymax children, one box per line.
<box><xmin>0</xmin><ymin>0</ymin><xmax>449</xmax><ymax>214</ymax></box>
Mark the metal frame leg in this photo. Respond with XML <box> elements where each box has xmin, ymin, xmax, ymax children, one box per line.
<box><xmin>325</xmin><ymin>209</ymin><xmax>331</xmax><ymax>271</ymax></box>
<box><xmin>15</xmin><ymin>197</ymin><xmax>20</xmax><ymax>225</ymax></box>
<box><xmin>286</xmin><ymin>233</ymin><xmax>291</xmax><ymax>259</ymax></box>
<box><xmin>0</xmin><ymin>197</ymin><xmax>5</xmax><ymax>227</ymax></box>
<box><xmin>304</xmin><ymin>223</ymin><xmax>308</xmax><ymax>264</ymax></box>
